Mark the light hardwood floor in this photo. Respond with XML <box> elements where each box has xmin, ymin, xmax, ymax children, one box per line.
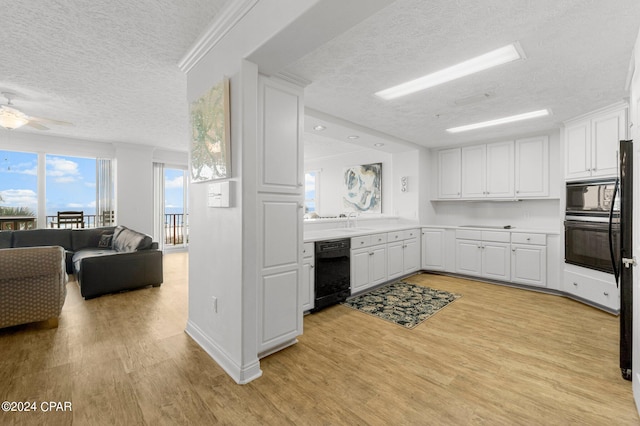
<box><xmin>1</xmin><ymin>252</ymin><xmax>638</xmax><ymax>425</ymax></box>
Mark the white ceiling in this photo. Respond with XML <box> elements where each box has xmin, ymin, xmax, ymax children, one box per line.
<box><xmin>0</xmin><ymin>0</ymin><xmax>230</xmax><ymax>150</ymax></box>
<box><xmin>1</xmin><ymin>0</ymin><xmax>639</xmax><ymax>157</ymax></box>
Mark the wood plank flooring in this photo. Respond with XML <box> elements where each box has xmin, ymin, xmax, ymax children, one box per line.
<box><xmin>0</xmin><ymin>252</ymin><xmax>638</xmax><ymax>425</ymax></box>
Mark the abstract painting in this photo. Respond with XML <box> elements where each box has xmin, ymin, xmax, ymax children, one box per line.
<box><xmin>343</xmin><ymin>163</ymin><xmax>382</xmax><ymax>213</ymax></box>
<box><xmin>190</xmin><ymin>78</ymin><xmax>231</xmax><ymax>182</ymax></box>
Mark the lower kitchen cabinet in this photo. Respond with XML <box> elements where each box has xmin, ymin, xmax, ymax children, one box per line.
<box><xmin>387</xmin><ymin>229</ymin><xmax>420</xmax><ymax>280</ymax></box>
<box><xmin>301</xmin><ymin>242</ymin><xmax>314</xmax><ymax>312</ymax></box>
<box><xmin>351</xmin><ymin>235</ymin><xmax>387</xmax><ymax>294</ymax></box>
<box><xmin>564</xmin><ymin>265</ymin><xmax>619</xmax><ymax>311</ymax></box>
<box><xmin>422</xmin><ymin>228</ymin><xmax>445</xmax><ymax>271</ymax></box>
<box><xmin>455</xmin><ymin>230</ymin><xmax>510</xmax><ymax>281</ymax></box>
<box><xmin>510</xmin><ymin>232</ymin><xmax>547</xmax><ymax>287</ymax></box>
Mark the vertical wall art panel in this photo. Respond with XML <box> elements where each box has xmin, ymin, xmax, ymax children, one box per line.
<box><xmin>190</xmin><ymin>78</ymin><xmax>231</xmax><ymax>182</ymax></box>
<box><xmin>343</xmin><ymin>162</ymin><xmax>382</xmax><ymax>213</ymax></box>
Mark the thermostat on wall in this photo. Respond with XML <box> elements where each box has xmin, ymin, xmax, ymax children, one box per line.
<box><xmin>208</xmin><ymin>181</ymin><xmax>232</xmax><ymax>207</ymax></box>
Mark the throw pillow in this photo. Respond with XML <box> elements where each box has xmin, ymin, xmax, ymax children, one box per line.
<box><xmin>98</xmin><ymin>234</ymin><xmax>113</xmax><ymax>248</ymax></box>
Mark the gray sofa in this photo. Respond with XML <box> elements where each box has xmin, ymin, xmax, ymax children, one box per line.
<box><xmin>0</xmin><ymin>225</ymin><xmax>163</xmax><ymax>299</ymax></box>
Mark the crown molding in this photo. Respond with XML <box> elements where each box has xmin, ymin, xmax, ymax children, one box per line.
<box><xmin>178</xmin><ymin>0</ymin><xmax>260</xmax><ymax>73</ymax></box>
<box><xmin>274</xmin><ymin>71</ymin><xmax>312</xmax><ymax>88</ymax></box>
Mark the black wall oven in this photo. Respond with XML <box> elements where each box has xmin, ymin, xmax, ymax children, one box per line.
<box><xmin>564</xmin><ymin>179</ymin><xmax>620</xmax><ymax>274</ymax></box>
<box><xmin>564</xmin><ymin>218</ymin><xmax>619</xmax><ymax>273</ymax></box>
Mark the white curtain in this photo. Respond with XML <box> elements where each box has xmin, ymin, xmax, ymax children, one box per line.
<box><xmin>96</xmin><ymin>158</ymin><xmax>114</xmax><ymax>227</ymax></box>
<box><xmin>153</xmin><ymin>162</ymin><xmax>165</xmax><ymax>251</ymax></box>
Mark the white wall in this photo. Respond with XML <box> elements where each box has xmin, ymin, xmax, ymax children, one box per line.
<box><xmin>305</xmin><ymin>149</ymin><xmax>393</xmax><ymax>216</ymax></box>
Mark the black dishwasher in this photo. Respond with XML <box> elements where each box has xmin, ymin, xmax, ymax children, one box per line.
<box><xmin>312</xmin><ymin>239</ymin><xmax>350</xmax><ymax>312</ymax></box>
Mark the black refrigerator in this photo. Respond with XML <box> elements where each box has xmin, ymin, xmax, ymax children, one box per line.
<box><xmin>611</xmin><ymin>139</ymin><xmax>633</xmax><ymax>380</ymax></box>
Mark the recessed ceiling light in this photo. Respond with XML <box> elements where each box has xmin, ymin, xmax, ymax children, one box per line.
<box><xmin>446</xmin><ymin>109</ymin><xmax>550</xmax><ymax>133</ymax></box>
<box><xmin>374</xmin><ymin>143</ymin><xmax>384</xmax><ymax>147</ymax></box>
<box><xmin>347</xmin><ymin>135</ymin><xmax>359</xmax><ymax>140</ymax></box>
<box><xmin>313</xmin><ymin>125</ymin><xmax>326</xmax><ymax>131</ymax></box>
<box><xmin>375</xmin><ymin>42</ymin><xmax>525</xmax><ymax>100</ymax></box>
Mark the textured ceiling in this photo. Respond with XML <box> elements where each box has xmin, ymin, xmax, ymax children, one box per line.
<box><xmin>1</xmin><ymin>1</ymin><xmax>639</xmax><ymax>155</ymax></box>
<box><xmin>0</xmin><ymin>0</ymin><xmax>229</xmax><ymax>150</ymax></box>
<box><xmin>288</xmin><ymin>0</ymin><xmax>640</xmax><ymax>150</ymax></box>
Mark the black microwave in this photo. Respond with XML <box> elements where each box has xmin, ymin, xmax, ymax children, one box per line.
<box><xmin>566</xmin><ymin>179</ymin><xmax>618</xmax><ymax>217</ymax></box>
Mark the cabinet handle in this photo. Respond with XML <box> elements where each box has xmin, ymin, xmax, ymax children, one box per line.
<box><xmin>512</xmin><ymin>248</ymin><xmax>516</xmax><ymax>252</ymax></box>
<box><xmin>298</xmin><ymin>204</ymin><xmax>304</xmax><ymax>209</ymax></box>
<box><xmin>516</xmin><ymin>190</ymin><xmax>520</xmax><ymax>194</ymax></box>
<box><xmin>298</xmin><ymin>182</ymin><xmax>303</xmax><ymax>187</ymax></box>
<box><xmin>310</xmin><ymin>265</ymin><xmax>314</xmax><ymax>269</ymax></box>
<box><xmin>369</xmin><ymin>252</ymin><xmax>374</xmax><ymax>256</ymax></box>
<box><xmin>526</xmin><ymin>238</ymin><xmax>531</xmax><ymax>241</ymax></box>
<box><xmin>573</xmin><ymin>282</ymin><xmax>578</xmax><ymax>286</ymax></box>
<box><xmin>604</xmin><ymin>291</ymin><xmax>609</xmax><ymax>296</ymax></box>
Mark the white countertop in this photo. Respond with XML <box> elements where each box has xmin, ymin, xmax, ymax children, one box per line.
<box><xmin>304</xmin><ymin>224</ymin><xmax>559</xmax><ymax>242</ymax></box>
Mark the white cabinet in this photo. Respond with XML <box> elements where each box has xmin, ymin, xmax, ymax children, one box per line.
<box><xmin>256</xmin><ymin>76</ymin><xmax>304</xmax><ymax>357</ymax></box>
<box><xmin>438</xmin><ymin>148</ymin><xmax>461</xmax><ymax>199</ymax></box>
<box><xmin>351</xmin><ymin>234</ymin><xmax>387</xmax><ymax>294</ymax></box>
<box><xmin>301</xmin><ymin>242</ymin><xmax>314</xmax><ymax>312</ymax></box>
<box><xmin>565</xmin><ymin>104</ymin><xmax>627</xmax><ymax>180</ymax></box>
<box><xmin>511</xmin><ymin>233</ymin><xmax>547</xmax><ymax>287</ymax></box>
<box><xmin>515</xmin><ymin>136</ymin><xmax>549</xmax><ymax>197</ymax></box>
<box><xmin>461</xmin><ymin>142</ymin><xmax>514</xmax><ymax>199</ymax></box>
<box><xmin>387</xmin><ymin>229</ymin><xmax>420</xmax><ymax>280</ymax></box>
<box><xmin>422</xmin><ymin>228</ymin><xmax>445</xmax><ymax>271</ymax></box>
<box><xmin>455</xmin><ymin>230</ymin><xmax>510</xmax><ymax>280</ymax></box>
<box><xmin>564</xmin><ymin>265</ymin><xmax>619</xmax><ymax>312</ymax></box>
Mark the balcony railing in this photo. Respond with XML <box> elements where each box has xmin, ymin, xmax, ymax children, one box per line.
<box><xmin>44</xmin><ymin>213</ymin><xmax>188</xmax><ymax>247</ymax></box>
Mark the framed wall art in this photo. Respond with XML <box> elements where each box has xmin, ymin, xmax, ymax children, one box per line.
<box><xmin>343</xmin><ymin>162</ymin><xmax>382</xmax><ymax>213</ymax></box>
<box><xmin>190</xmin><ymin>78</ymin><xmax>231</xmax><ymax>182</ymax></box>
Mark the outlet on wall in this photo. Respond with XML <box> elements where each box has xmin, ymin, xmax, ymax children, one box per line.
<box><xmin>212</xmin><ymin>296</ymin><xmax>218</xmax><ymax>313</ymax></box>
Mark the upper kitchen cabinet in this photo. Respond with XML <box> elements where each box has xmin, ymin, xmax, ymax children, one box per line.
<box><xmin>564</xmin><ymin>103</ymin><xmax>627</xmax><ymax>181</ymax></box>
<box><xmin>514</xmin><ymin>136</ymin><xmax>549</xmax><ymax>197</ymax></box>
<box><xmin>438</xmin><ymin>148</ymin><xmax>461</xmax><ymax>198</ymax></box>
<box><xmin>461</xmin><ymin>141</ymin><xmax>514</xmax><ymax>198</ymax></box>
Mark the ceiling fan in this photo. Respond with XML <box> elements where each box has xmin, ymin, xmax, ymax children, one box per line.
<box><xmin>0</xmin><ymin>92</ymin><xmax>73</xmax><ymax>131</ymax></box>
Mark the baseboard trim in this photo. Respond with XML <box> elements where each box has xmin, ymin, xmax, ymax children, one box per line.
<box><xmin>185</xmin><ymin>320</ymin><xmax>262</xmax><ymax>384</ymax></box>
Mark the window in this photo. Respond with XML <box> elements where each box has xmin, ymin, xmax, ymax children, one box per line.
<box><xmin>164</xmin><ymin>167</ymin><xmax>188</xmax><ymax>247</ymax></box>
<box><xmin>304</xmin><ymin>170</ymin><xmax>319</xmax><ymax>213</ymax></box>
<box><xmin>45</xmin><ymin>155</ymin><xmax>97</xmax><ymax>227</ymax></box>
<box><xmin>0</xmin><ymin>150</ymin><xmax>38</xmax><ymax>229</ymax></box>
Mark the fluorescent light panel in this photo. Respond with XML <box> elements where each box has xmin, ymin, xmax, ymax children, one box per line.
<box><xmin>375</xmin><ymin>43</ymin><xmax>524</xmax><ymax>100</ymax></box>
<box><xmin>446</xmin><ymin>109</ymin><xmax>550</xmax><ymax>133</ymax></box>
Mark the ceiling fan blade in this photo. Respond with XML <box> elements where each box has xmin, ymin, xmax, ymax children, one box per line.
<box><xmin>25</xmin><ymin>121</ymin><xmax>50</xmax><ymax>130</ymax></box>
<box><xmin>29</xmin><ymin>116</ymin><xmax>73</xmax><ymax>126</ymax></box>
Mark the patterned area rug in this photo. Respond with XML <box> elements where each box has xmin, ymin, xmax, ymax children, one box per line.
<box><xmin>341</xmin><ymin>281</ymin><xmax>461</xmax><ymax>329</ymax></box>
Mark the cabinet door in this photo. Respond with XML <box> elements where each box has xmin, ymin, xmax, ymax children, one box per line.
<box><xmin>257</xmin><ymin>77</ymin><xmax>303</xmax><ymax>194</ymax></box>
<box><xmin>511</xmin><ymin>245</ymin><xmax>547</xmax><ymax>287</ymax></box>
<box><xmin>485</xmin><ymin>141</ymin><xmax>514</xmax><ymax>198</ymax></box>
<box><xmin>461</xmin><ymin>145</ymin><xmax>486</xmax><ymax>198</ymax></box>
<box><xmin>482</xmin><ymin>242</ymin><xmax>511</xmax><ymax>281</ymax></box>
<box><xmin>456</xmin><ymin>239</ymin><xmax>482</xmax><ymax>277</ymax></box>
<box><xmin>592</xmin><ymin>108</ymin><xmax>626</xmax><ymax>178</ymax></box>
<box><xmin>422</xmin><ymin>229</ymin><xmax>445</xmax><ymax>271</ymax></box>
<box><xmin>515</xmin><ymin>136</ymin><xmax>549</xmax><ymax>197</ymax></box>
<box><xmin>351</xmin><ymin>249</ymin><xmax>371</xmax><ymax>294</ymax></box>
<box><xmin>565</xmin><ymin>120</ymin><xmax>592</xmax><ymax>180</ymax></box>
<box><xmin>301</xmin><ymin>259</ymin><xmax>314</xmax><ymax>312</ymax></box>
<box><xmin>438</xmin><ymin>148</ymin><xmax>461</xmax><ymax>199</ymax></box>
<box><xmin>403</xmin><ymin>238</ymin><xmax>420</xmax><ymax>274</ymax></box>
<box><xmin>370</xmin><ymin>245</ymin><xmax>388</xmax><ymax>286</ymax></box>
<box><xmin>387</xmin><ymin>241</ymin><xmax>404</xmax><ymax>280</ymax></box>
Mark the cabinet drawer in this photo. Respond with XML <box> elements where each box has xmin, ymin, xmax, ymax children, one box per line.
<box><xmin>302</xmin><ymin>242</ymin><xmax>314</xmax><ymax>258</ymax></box>
<box><xmin>564</xmin><ymin>270</ymin><xmax>619</xmax><ymax>311</ymax></box>
<box><xmin>352</xmin><ymin>235</ymin><xmax>371</xmax><ymax>249</ymax></box>
<box><xmin>511</xmin><ymin>232</ymin><xmax>546</xmax><ymax>245</ymax></box>
<box><xmin>481</xmin><ymin>231</ymin><xmax>510</xmax><ymax>243</ymax></box>
<box><xmin>456</xmin><ymin>229</ymin><xmax>482</xmax><ymax>240</ymax></box>
<box><xmin>403</xmin><ymin>229</ymin><xmax>420</xmax><ymax>240</ymax></box>
<box><xmin>371</xmin><ymin>233</ymin><xmax>387</xmax><ymax>245</ymax></box>
<box><xmin>387</xmin><ymin>231</ymin><xmax>403</xmax><ymax>242</ymax></box>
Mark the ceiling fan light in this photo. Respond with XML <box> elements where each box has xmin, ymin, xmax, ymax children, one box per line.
<box><xmin>0</xmin><ymin>113</ymin><xmax>28</xmax><ymax>130</ymax></box>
